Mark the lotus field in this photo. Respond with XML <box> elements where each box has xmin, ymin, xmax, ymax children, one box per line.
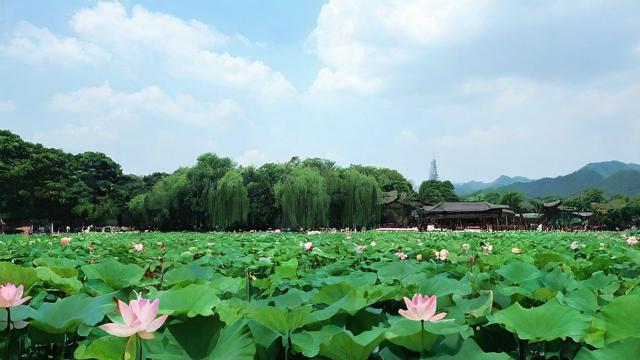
<box><xmin>1</xmin><ymin>231</ymin><xmax>639</xmax><ymax>359</ymax></box>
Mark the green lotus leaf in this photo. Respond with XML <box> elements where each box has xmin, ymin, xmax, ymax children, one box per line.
<box><xmin>430</xmin><ymin>339</ymin><xmax>512</xmax><ymax>359</ymax></box>
<box><xmin>155</xmin><ymin>284</ymin><xmax>221</xmax><ymax>317</ymax></box>
<box><xmin>557</xmin><ymin>286</ymin><xmax>598</xmax><ymax>313</ymax></box>
<box><xmin>144</xmin><ymin>318</ymin><xmax>255</xmax><ymax>360</ymax></box>
<box><xmin>274</xmin><ymin>259</ymin><xmax>298</xmax><ymax>279</ymax></box>
<box><xmin>451</xmin><ymin>290</ymin><xmax>493</xmax><ymax>318</ymax></box>
<box><xmin>246</xmin><ymin>304</ymin><xmax>314</xmax><ymax>335</ymax></box>
<box><xmin>74</xmin><ymin>336</ymin><xmax>127</xmax><ymax>360</ymax></box>
<box><xmin>0</xmin><ymin>261</ymin><xmax>38</xmax><ymax>289</ymax></box>
<box><xmin>581</xmin><ymin>271</ymin><xmax>619</xmax><ymax>298</ymax></box>
<box><xmin>375</xmin><ymin>262</ymin><xmax>422</xmax><ymax>284</ymax></box>
<box><xmin>575</xmin><ymin>338</ymin><xmax>640</xmax><ymax>360</ymax></box>
<box><xmin>497</xmin><ymin>261</ymin><xmax>542</xmax><ymax>286</ymax></box>
<box><xmin>542</xmin><ymin>267</ymin><xmax>578</xmax><ymax>292</ymax></box>
<box><xmin>599</xmin><ymin>294</ymin><xmax>640</xmax><ymax>344</ymax></box>
<box><xmin>315</xmin><ymin>325</ymin><xmax>388</xmax><ymax>360</ymax></box>
<box><xmin>81</xmin><ymin>259</ymin><xmax>146</xmax><ymax>291</ymax></box>
<box><xmin>291</xmin><ymin>324</ymin><xmax>343</xmax><ymax>357</ymax></box>
<box><xmin>36</xmin><ymin>266</ymin><xmax>83</xmax><ymax>294</ymax></box>
<box><xmin>385</xmin><ymin>316</ymin><xmax>472</xmax><ymax>353</ymax></box>
<box><xmin>162</xmin><ymin>263</ymin><xmax>215</xmax><ymax>287</ymax></box>
<box><xmin>489</xmin><ymin>299</ymin><xmax>591</xmax><ymax>342</ymax></box>
<box><xmin>29</xmin><ymin>293</ymin><xmax>115</xmax><ymax>334</ymax></box>
<box><xmin>402</xmin><ymin>273</ymin><xmax>472</xmax><ymax>298</ymax></box>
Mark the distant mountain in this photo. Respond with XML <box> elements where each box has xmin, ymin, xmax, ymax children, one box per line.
<box><xmin>455</xmin><ymin>175</ymin><xmax>532</xmax><ymax>195</ymax></box>
<box><xmin>497</xmin><ymin>161</ymin><xmax>640</xmax><ymax>198</ymax></box>
<box><xmin>579</xmin><ymin>161</ymin><xmax>640</xmax><ymax>178</ymax></box>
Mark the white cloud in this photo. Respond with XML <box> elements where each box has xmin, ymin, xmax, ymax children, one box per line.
<box><xmin>0</xmin><ymin>100</ymin><xmax>16</xmax><ymax>112</ymax></box>
<box><xmin>68</xmin><ymin>1</ymin><xmax>295</xmax><ymax>100</ymax></box>
<box><xmin>237</xmin><ymin>150</ymin><xmax>267</xmax><ymax>167</ymax></box>
<box><xmin>307</xmin><ymin>0</ymin><xmax>491</xmax><ymax>95</ymax></box>
<box><xmin>50</xmin><ymin>83</ymin><xmax>242</xmax><ymax>127</ymax></box>
<box><xmin>69</xmin><ymin>2</ymin><xmax>227</xmax><ymax>57</ymax></box>
<box><xmin>171</xmin><ymin>51</ymin><xmax>296</xmax><ymax>101</ymax></box>
<box><xmin>0</xmin><ymin>21</ymin><xmax>109</xmax><ymax>66</ymax></box>
<box><xmin>2</xmin><ymin>2</ymin><xmax>295</xmax><ymax>101</ymax></box>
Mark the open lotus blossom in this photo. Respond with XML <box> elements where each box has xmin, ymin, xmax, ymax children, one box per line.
<box><xmin>99</xmin><ymin>293</ymin><xmax>168</xmax><ymax>339</ymax></box>
<box><xmin>434</xmin><ymin>249</ymin><xmax>449</xmax><ymax>261</ymax></box>
<box><xmin>60</xmin><ymin>237</ymin><xmax>71</xmax><ymax>246</ymax></box>
<box><xmin>511</xmin><ymin>247</ymin><xmax>522</xmax><ymax>254</ymax></box>
<box><xmin>355</xmin><ymin>245</ymin><xmax>366</xmax><ymax>253</ymax></box>
<box><xmin>627</xmin><ymin>236</ymin><xmax>638</xmax><ymax>246</ymax></box>
<box><xmin>0</xmin><ymin>283</ymin><xmax>32</xmax><ymax>308</ymax></box>
<box><xmin>303</xmin><ymin>242</ymin><xmax>313</xmax><ymax>251</ymax></box>
<box><xmin>399</xmin><ymin>293</ymin><xmax>447</xmax><ymax>322</ymax></box>
<box><xmin>481</xmin><ymin>244</ymin><xmax>492</xmax><ymax>253</ymax></box>
<box><xmin>396</xmin><ymin>251</ymin><xmax>408</xmax><ymax>260</ymax></box>
<box><xmin>570</xmin><ymin>241</ymin><xmax>581</xmax><ymax>250</ymax></box>
<box><xmin>461</xmin><ymin>243</ymin><xmax>470</xmax><ymax>250</ymax></box>
<box><xmin>133</xmin><ymin>243</ymin><xmax>144</xmax><ymax>252</ymax></box>
<box><xmin>370</xmin><ymin>241</ymin><xmax>377</xmax><ymax>247</ymax></box>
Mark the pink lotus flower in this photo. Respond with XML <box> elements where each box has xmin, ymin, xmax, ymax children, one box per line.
<box><xmin>133</xmin><ymin>243</ymin><xmax>144</xmax><ymax>252</ymax></box>
<box><xmin>396</xmin><ymin>251</ymin><xmax>408</xmax><ymax>260</ymax></box>
<box><xmin>99</xmin><ymin>293</ymin><xmax>168</xmax><ymax>339</ymax></box>
<box><xmin>355</xmin><ymin>245</ymin><xmax>366</xmax><ymax>253</ymax></box>
<box><xmin>399</xmin><ymin>293</ymin><xmax>447</xmax><ymax>322</ymax></box>
<box><xmin>0</xmin><ymin>283</ymin><xmax>31</xmax><ymax>308</ymax></box>
<box><xmin>570</xmin><ymin>241</ymin><xmax>581</xmax><ymax>250</ymax></box>
<box><xmin>627</xmin><ymin>237</ymin><xmax>638</xmax><ymax>246</ymax></box>
<box><xmin>304</xmin><ymin>242</ymin><xmax>313</xmax><ymax>251</ymax></box>
<box><xmin>481</xmin><ymin>244</ymin><xmax>492</xmax><ymax>253</ymax></box>
<box><xmin>60</xmin><ymin>237</ymin><xmax>71</xmax><ymax>246</ymax></box>
<box><xmin>274</xmin><ymin>229</ymin><xmax>281</xmax><ymax>234</ymax></box>
<box><xmin>434</xmin><ymin>249</ymin><xmax>449</xmax><ymax>261</ymax></box>
<box><xmin>511</xmin><ymin>247</ymin><xmax>522</xmax><ymax>254</ymax></box>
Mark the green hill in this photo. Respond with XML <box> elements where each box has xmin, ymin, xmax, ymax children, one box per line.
<box><xmin>462</xmin><ymin>161</ymin><xmax>640</xmax><ymax>198</ymax></box>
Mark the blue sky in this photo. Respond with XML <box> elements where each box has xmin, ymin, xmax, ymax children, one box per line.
<box><xmin>1</xmin><ymin>1</ymin><xmax>639</xmax><ymax>185</ymax></box>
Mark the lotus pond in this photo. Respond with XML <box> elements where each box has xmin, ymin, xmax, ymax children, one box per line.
<box><xmin>0</xmin><ymin>231</ymin><xmax>639</xmax><ymax>359</ymax></box>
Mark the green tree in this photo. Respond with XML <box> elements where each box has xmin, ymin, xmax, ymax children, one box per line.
<box><xmin>243</xmin><ymin>163</ymin><xmax>287</xmax><ymax>229</ymax></box>
<box><xmin>185</xmin><ymin>153</ymin><xmax>235</xmax><ymax>228</ymax></box>
<box><xmin>210</xmin><ymin>170</ymin><xmax>249</xmax><ymax>229</ymax></box>
<box><xmin>275</xmin><ymin>167</ymin><xmax>329</xmax><ymax>229</ymax></box>
<box><xmin>341</xmin><ymin>169</ymin><xmax>381</xmax><ymax>228</ymax></box>
<box><xmin>418</xmin><ymin>180</ymin><xmax>459</xmax><ymax>204</ymax></box>
<box><xmin>499</xmin><ymin>191</ymin><xmax>525</xmax><ymax>213</ymax></box>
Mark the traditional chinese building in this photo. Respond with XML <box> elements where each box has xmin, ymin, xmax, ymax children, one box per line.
<box><xmin>420</xmin><ymin>201</ymin><xmax>515</xmax><ymax>230</ymax></box>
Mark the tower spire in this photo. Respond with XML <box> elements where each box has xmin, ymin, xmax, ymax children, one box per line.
<box><xmin>429</xmin><ymin>155</ymin><xmax>439</xmax><ymax>181</ymax></box>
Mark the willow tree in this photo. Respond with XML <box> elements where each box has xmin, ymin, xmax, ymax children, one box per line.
<box><xmin>275</xmin><ymin>167</ymin><xmax>329</xmax><ymax>229</ymax></box>
<box><xmin>342</xmin><ymin>169</ymin><xmax>382</xmax><ymax>229</ymax></box>
<box><xmin>209</xmin><ymin>170</ymin><xmax>249</xmax><ymax>229</ymax></box>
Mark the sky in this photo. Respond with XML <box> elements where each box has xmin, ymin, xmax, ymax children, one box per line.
<box><xmin>1</xmin><ymin>0</ymin><xmax>640</xmax><ymax>185</ymax></box>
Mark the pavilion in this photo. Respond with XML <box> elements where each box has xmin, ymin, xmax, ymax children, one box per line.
<box><xmin>420</xmin><ymin>201</ymin><xmax>515</xmax><ymax>230</ymax></box>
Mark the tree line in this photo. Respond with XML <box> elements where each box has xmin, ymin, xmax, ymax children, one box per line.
<box><xmin>3</xmin><ymin>130</ymin><xmax>636</xmax><ymax>231</ymax></box>
<box><xmin>1</xmin><ymin>131</ymin><xmax>418</xmax><ymax>230</ymax></box>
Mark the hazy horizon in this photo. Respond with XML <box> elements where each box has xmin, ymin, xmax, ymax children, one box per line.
<box><xmin>1</xmin><ymin>1</ymin><xmax>640</xmax><ymax>184</ymax></box>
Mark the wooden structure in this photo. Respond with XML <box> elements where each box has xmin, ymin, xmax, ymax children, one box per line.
<box><xmin>541</xmin><ymin>200</ymin><xmax>593</xmax><ymax>229</ymax></box>
<box><xmin>420</xmin><ymin>201</ymin><xmax>515</xmax><ymax>230</ymax></box>
<box><xmin>380</xmin><ymin>191</ymin><xmax>424</xmax><ymax>227</ymax></box>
